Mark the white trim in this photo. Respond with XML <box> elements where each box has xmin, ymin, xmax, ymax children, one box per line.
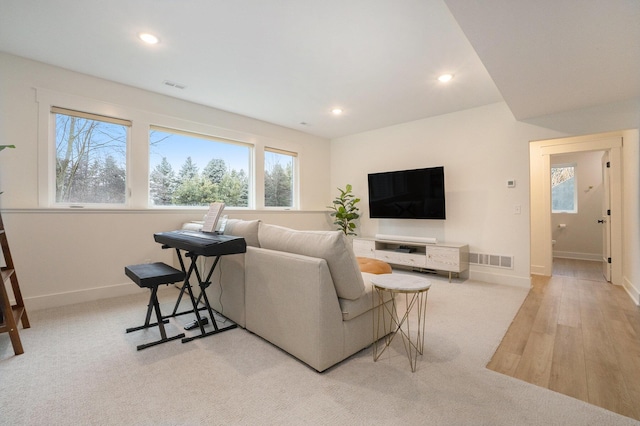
<box><xmin>552</xmin><ymin>251</ymin><xmax>601</xmax><ymax>261</ymax></box>
<box><xmin>0</xmin><ymin>207</ymin><xmax>327</xmax><ymax>216</ymax></box>
<box><xmin>265</xmin><ymin>146</ymin><xmax>298</xmax><ymax>157</ymax></box>
<box><xmin>530</xmin><ymin>263</ymin><xmax>547</xmax><ymax>276</ymax></box>
<box><xmin>150</xmin><ymin>124</ymin><xmax>254</xmax><ymax>149</ymax></box>
<box><xmin>37</xmin><ymin>89</ymin><xmax>139</xmax><ymax>208</ymax></box>
<box><xmin>51</xmin><ymin>106</ymin><xmax>132</xmax><ymax>127</ymax></box>
<box><xmin>622</xmin><ymin>276</ymin><xmax>640</xmax><ymax>306</ymax></box>
<box><xmin>24</xmin><ymin>282</ymin><xmax>145</xmax><ymax>311</ymax></box>
<box><xmin>469</xmin><ymin>269</ymin><xmax>531</xmax><ymax>288</ymax></box>
<box><xmin>263</xmin><ymin>147</ymin><xmax>298</xmax><ymax>210</ymax></box>
<box><xmin>34</xmin><ymin>87</ymin><xmax>305</xmax><ymax>211</ymax></box>
<box><xmin>530</xmin><ymin>132</ymin><xmax>623</xmax><ymax>285</ymax></box>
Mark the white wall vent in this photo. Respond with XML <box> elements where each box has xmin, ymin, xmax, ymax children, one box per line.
<box><xmin>469</xmin><ymin>252</ymin><xmax>513</xmax><ymax>269</ymax></box>
<box><xmin>163</xmin><ymin>80</ymin><xmax>187</xmax><ymax>90</ymax></box>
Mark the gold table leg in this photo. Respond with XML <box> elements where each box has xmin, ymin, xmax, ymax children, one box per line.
<box><xmin>373</xmin><ymin>286</ymin><xmax>429</xmax><ymax>372</ymax></box>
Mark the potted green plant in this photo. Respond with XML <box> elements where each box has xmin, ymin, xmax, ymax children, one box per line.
<box><xmin>328</xmin><ymin>184</ymin><xmax>360</xmax><ymax>236</ymax></box>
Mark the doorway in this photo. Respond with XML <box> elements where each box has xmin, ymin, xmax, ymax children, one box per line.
<box><xmin>529</xmin><ymin>132</ymin><xmax>623</xmax><ymax>284</ymax></box>
<box><xmin>549</xmin><ymin>150</ymin><xmax>609</xmax><ymax>281</ymax></box>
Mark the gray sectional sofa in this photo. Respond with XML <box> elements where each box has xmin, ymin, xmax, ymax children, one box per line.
<box><xmin>189</xmin><ymin>219</ymin><xmax>393</xmax><ymax>372</ymax></box>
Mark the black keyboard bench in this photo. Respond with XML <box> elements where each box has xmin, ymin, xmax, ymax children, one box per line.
<box><xmin>125</xmin><ymin>262</ymin><xmax>186</xmax><ymax>350</ymax></box>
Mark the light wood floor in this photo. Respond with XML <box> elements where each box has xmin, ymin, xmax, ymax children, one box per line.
<box><xmin>487</xmin><ymin>259</ymin><xmax>640</xmax><ymax>421</ymax></box>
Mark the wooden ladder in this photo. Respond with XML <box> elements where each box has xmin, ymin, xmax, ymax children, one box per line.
<box><xmin>0</xmin><ymin>211</ymin><xmax>30</xmax><ymax>355</ymax></box>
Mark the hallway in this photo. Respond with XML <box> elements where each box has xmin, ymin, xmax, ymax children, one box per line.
<box><xmin>487</xmin><ymin>259</ymin><xmax>640</xmax><ymax>421</ymax></box>
<box><xmin>552</xmin><ymin>257</ymin><xmax>607</xmax><ymax>282</ymax></box>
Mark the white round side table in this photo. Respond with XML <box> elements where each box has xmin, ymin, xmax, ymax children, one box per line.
<box><xmin>371</xmin><ymin>274</ymin><xmax>432</xmax><ymax>372</ymax></box>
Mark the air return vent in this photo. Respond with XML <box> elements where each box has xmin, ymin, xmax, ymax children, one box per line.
<box><xmin>163</xmin><ymin>80</ymin><xmax>187</xmax><ymax>90</ymax></box>
<box><xmin>469</xmin><ymin>252</ymin><xmax>513</xmax><ymax>269</ymax></box>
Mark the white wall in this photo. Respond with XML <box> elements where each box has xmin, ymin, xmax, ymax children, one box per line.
<box><xmin>0</xmin><ymin>53</ymin><xmax>333</xmax><ymax>309</ymax></box>
<box><xmin>330</xmin><ymin>102</ymin><xmax>565</xmax><ymax>287</ymax></box>
<box><xmin>3</xmin><ymin>52</ymin><xmax>637</xmax><ymax>307</ymax></box>
<box><xmin>622</xmin><ymin>128</ymin><xmax>640</xmax><ymax>304</ymax></box>
<box><xmin>551</xmin><ymin>151</ymin><xmax>604</xmax><ymax>260</ymax></box>
<box><xmin>0</xmin><ymin>52</ymin><xmax>331</xmax><ymax>210</ymax></box>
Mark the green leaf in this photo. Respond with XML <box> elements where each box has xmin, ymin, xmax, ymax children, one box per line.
<box><xmin>328</xmin><ymin>184</ymin><xmax>360</xmax><ymax>235</ymax></box>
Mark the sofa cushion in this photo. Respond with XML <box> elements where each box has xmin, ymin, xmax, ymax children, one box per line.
<box><xmin>339</xmin><ymin>272</ymin><xmax>394</xmax><ymax>321</ymax></box>
<box><xmin>258</xmin><ymin>223</ymin><xmax>365</xmax><ymax>300</ymax></box>
<box><xmin>224</xmin><ymin>219</ymin><xmax>261</xmax><ymax>247</ymax></box>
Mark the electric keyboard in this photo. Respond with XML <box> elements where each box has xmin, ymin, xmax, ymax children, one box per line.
<box><xmin>154</xmin><ymin>230</ymin><xmax>247</xmax><ymax>256</ymax></box>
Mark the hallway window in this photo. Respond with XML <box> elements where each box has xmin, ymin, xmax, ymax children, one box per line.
<box><xmin>551</xmin><ymin>164</ymin><xmax>577</xmax><ymax>213</ymax></box>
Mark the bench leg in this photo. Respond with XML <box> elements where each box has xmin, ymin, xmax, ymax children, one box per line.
<box><xmin>152</xmin><ymin>288</ymin><xmax>168</xmax><ymax>340</ymax></box>
<box><xmin>126</xmin><ymin>286</ymin><xmax>185</xmax><ymax>350</ymax></box>
<box><xmin>125</xmin><ymin>287</ymin><xmax>170</xmax><ymax>332</ymax></box>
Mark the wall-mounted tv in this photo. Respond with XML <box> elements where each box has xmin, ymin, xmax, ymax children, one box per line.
<box><xmin>368</xmin><ymin>166</ymin><xmax>446</xmax><ymax>219</ymax></box>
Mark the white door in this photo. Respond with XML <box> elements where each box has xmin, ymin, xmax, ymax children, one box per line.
<box><xmin>601</xmin><ymin>151</ymin><xmax>611</xmax><ymax>282</ymax></box>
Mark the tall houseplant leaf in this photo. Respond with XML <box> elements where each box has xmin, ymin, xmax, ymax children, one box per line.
<box><xmin>328</xmin><ymin>184</ymin><xmax>361</xmax><ymax>236</ymax></box>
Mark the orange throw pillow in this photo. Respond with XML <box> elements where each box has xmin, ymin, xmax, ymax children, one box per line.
<box><xmin>357</xmin><ymin>257</ymin><xmax>392</xmax><ymax>274</ymax></box>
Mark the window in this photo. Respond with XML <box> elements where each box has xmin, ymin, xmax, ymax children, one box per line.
<box><xmin>39</xmin><ymin>90</ymin><xmax>309</xmax><ymax>210</ymax></box>
<box><xmin>551</xmin><ymin>164</ymin><xmax>577</xmax><ymax>213</ymax></box>
<box><xmin>264</xmin><ymin>148</ymin><xmax>296</xmax><ymax>208</ymax></box>
<box><xmin>148</xmin><ymin>127</ymin><xmax>251</xmax><ymax>207</ymax></box>
<box><xmin>53</xmin><ymin>107</ymin><xmax>129</xmax><ymax>205</ymax></box>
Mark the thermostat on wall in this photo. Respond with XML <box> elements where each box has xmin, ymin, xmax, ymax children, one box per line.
<box><xmin>507</xmin><ymin>179</ymin><xmax>516</xmax><ymax>188</ymax></box>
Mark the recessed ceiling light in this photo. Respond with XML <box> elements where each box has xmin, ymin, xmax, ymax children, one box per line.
<box><xmin>138</xmin><ymin>33</ymin><xmax>159</xmax><ymax>44</ymax></box>
<box><xmin>438</xmin><ymin>74</ymin><xmax>453</xmax><ymax>83</ymax></box>
<box><xmin>331</xmin><ymin>108</ymin><xmax>343</xmax><ymax>115</ymax></box>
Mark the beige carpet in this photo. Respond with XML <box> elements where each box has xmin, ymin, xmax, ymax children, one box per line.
<box><xmin>1</xmin><ymin>274</ymin><xmax>637</xmax><ymax>425</ymax></box>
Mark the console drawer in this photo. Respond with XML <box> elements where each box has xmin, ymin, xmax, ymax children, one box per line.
<box><xmin>375</xmin><ymin>250</ymin><xmax>427</xmax><ymax>268</ymax></box>
<box><xmin>352</xmin><ymin>239</ymin><xmax>375</xmax><ymax>257</ymax></box>
<box><xmin>426</xmin><ymin>246</ymin><xmax>461</xmax><ymax>272</ymax></box>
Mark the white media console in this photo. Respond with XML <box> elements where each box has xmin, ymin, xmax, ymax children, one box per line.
<box><xmin>353</xmin><ymin>236</ymin><xmax>469</xmax><ymax>282</ymax></box>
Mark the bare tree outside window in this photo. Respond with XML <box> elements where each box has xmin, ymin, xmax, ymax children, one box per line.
<box><xmin>54</xmin><ymin>110</ymin><xmax>128</xmax><ymax>204</ymax></box>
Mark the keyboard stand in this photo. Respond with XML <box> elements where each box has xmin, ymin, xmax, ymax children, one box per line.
<box><xmin>163</xmin><ymin>247</ymin><xmax>237</xmax><ymax>342</ymax></box>
<box><xmin>165</xmin><ymin>250</ymin><xmax>208</xmax><ymax>319</ymax></box>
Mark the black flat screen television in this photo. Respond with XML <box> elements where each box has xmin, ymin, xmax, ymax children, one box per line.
<box><xmin>368</xmin><ymin>166</ymin><xmax>446</xmax><ymax>219</ymax></box>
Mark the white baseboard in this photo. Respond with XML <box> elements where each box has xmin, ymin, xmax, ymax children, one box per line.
<box><xmin>622</xmin><ymin>276</ymin><xmax>640</xmax><ymax>306</ymax></box>
<box><xmin>468</xmin><ymin>269</ymin><xmax>531</xmax><ymax>288</ymax></box>
<box><xmin>552</xmin><ymin>251</ymin><xmax>601</xmax><ymax>261</ymax></box>
<box><xmin>25</xmin><ymin>282</ymin><xmax>145</xmax><ymax>311</ymax></box>
<box><xmin>530</xmin><ymin>264</ymin><xmax>548</xmax><ymax>276</ymax></box>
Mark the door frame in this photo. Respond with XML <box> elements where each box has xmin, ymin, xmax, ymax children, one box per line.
<box><xmin>530</xmin><ymin>132</ymin><xmax>623</xmax><ymax>284</ymax></box>
<box><xmin>601</xmin><ymin>151</ymin><xmax>612</xmax><ymax>281</ymax></box>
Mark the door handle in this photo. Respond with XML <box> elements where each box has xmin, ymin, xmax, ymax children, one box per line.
<box><xmin>597</xmin><ymin>219</ymin><xmax>605</xmax><ymax>223</ymax></box>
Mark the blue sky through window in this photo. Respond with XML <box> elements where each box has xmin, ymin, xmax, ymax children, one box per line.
<box><xmin>149</xmin><ymin>130</ymin><xmax>250</xmax><ymax>175</ymax></box>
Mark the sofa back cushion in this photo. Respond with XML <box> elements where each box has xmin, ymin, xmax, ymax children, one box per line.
<box><xmin>258</xmin><ymin>223</ymin><xmax>365</xmax><ymax>300</ymax></box>
<box><xmin>224</xmin><ymin>219</ymin><xmax>261</xmax><ymax>247</ymax></box>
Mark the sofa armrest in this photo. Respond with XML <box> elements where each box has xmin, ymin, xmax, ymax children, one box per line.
<box><xmin>245</xmin><ymin>247</ymin><xmax>345</xmax><ymax>371</ymax></box>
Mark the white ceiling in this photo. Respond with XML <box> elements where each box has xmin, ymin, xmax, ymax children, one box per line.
<box><xmin>0</xmin><ymin>0</ymin><xmax>638</xmax><ymax>139</ymax></box>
